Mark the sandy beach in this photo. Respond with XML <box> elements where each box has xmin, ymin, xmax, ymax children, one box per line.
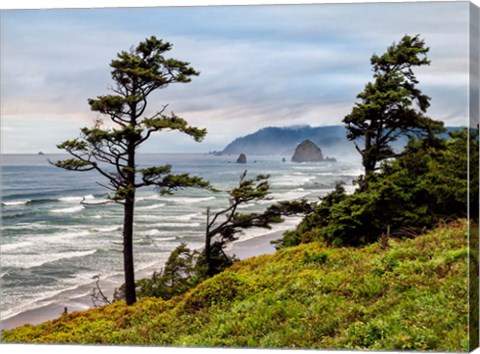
<box><xmin>226</xmin><ymin>230</ymin><xmax>284</xmax><ymax>260</ymax></box>
<box><xmin>1</xmin><ymin>228</ymin><xmax>286</xmax><ymax>331</ymax></box>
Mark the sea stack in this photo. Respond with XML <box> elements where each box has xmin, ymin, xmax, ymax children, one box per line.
<box><xmin>291</xmin><ymin>140</ymin><xmax>324</xmax><ymax>162</ymax></box>
<box><xmin>236</xmin><ymin>153</ymin><xmax>247</xmax><ymax>164</ymax></box>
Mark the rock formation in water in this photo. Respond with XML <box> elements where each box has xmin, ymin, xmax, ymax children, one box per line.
<box><xmin>236</xmin><ymin>153</ymin><xmax>247</xmax><ymax>164</ymax></box>
<box><xmin>291</xmin><ymin>140</ymin><xmax>324</xmax><ymax>162</ymax></box>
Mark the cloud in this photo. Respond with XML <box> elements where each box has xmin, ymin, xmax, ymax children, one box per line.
<box><xmin>0</xmin><ymin>2</ymin><xmax>471</xmax><ymax>153</ymax></box>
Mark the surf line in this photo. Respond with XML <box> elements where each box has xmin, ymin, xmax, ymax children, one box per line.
<box><xmin>80</xmin><ymin>196</ymin><xmax>112</xmax><ymax>206</ymax></box>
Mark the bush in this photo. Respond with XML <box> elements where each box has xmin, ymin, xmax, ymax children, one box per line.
<box><xmin>276</xmin><ymin>128</ymin><xmax>478</xmax><ymax>247</ymax></box>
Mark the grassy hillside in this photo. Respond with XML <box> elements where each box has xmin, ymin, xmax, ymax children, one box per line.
<box><xmin>2</xmin><ymin>220</ymin><xmax>470</xmax><ymax>351</ymax></box>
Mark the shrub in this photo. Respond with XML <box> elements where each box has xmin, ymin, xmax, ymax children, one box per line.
<box><xmin>276</xmin><ymin>129</ymin><xmax>478</xmax><ymax>247</ymax></box>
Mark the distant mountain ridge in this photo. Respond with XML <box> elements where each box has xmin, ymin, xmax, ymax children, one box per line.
<box><xmin>222</xmin><ymin>125</ymin><xmax>351</xmax><ymax>156</ymax></box>
<box><xmin>221</xmin><ymin>124</ymin><xmax>462</xmax><ymax>157</ymax></box>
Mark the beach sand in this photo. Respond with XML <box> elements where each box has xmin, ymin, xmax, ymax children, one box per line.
<box><xmin>226</xmin><ymin>230</ymin><xmax>283</xmax><ymax>260</ymax></box>
<box><xmin>1</xmin><ymin>229</ymin><xmax>285</xmax><ymax>331</ymax></box>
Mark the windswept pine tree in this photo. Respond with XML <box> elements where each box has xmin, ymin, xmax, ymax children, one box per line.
<box><xmin>343</xmin><ymin>34</ymin><xmax>444</xmax><ymax>189</ymax></box>
<box><xmin>204</xmin><ymin>171</ymin><xmax>312</xmax><ymax>276</ymax></box>
<box><xmin>53</xmin><ymin>36</ymin><xmax>211</xmax><ymax>305</ymax></box>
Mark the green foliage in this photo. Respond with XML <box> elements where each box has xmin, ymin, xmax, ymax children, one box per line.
<box><xmin>277</xmin><ymin>129</ymin><xmax>476</xmax><ymax>247</ymax></box>
<box><xmin>343</xmin><ymin>34</ymin><xmax>444</xmax><ymax>179</ymax></box>
<box><xmin>302</xmin><ymin>251</ymin><xmax>328</xmax><ymax>265</ymax></box>
<box><xmin>3</xmin><ymin>221</ymin><xmax>469</xmax><ymax>351</ymax></box>
<box><xmin>132</xmin><ymin>243</ymin><xmax>201</xmax><ymax>300</ymax></box>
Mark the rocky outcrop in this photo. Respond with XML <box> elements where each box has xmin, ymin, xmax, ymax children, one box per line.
<box><xmin>236</xmin><ymin>153</ymin><xmax>247</xmax><ymax>164</ymax></box>
<box><xmin>291</xmin><ymin>140</ymin><xmax>324</xmax><ymax>162</ymax></box>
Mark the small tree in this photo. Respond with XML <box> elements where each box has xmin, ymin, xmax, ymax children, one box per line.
<box><xmin>131</xmin><ymin>172</ymin><xmax>313</xmax><ymax>300</ymax></box>
<box><xmin>343</xmin><ymin>34</ymin><xmax>444</xmax><ymax>188</ymax></box>
<box><xmin>53</xmin><ymin>36</ymin><xmax>210</xmax><ymax>305</ymax></box>
<box><xmin>204</xmin><ymin>171</ymin><xmax>312</xmax><ymax>276</ymax></box>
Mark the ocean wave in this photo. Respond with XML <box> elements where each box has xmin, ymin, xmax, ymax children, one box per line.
<box><xmin>136</xmin><ymin>203</ymin><xmax>166</xmax><ymax>211</ymax></box>
<box><xmin>30</xmin><ymin>230</ymin><xmax>91</xmax><ymax>245</ymax></box>
<box><xmin>136</xmin><ymin>195</ymin><xmax>161</xmax><ymax>202</ymax></box>
<box><xmin>160</xmin><ymin>196</ymin><xmax>215</xmax><ymax>204</ymax></box>
<box><xmin>1</xmin><ymin>223</ymin><xmax>48</xmax><ymax>231</ymax></box>
<box><xmin>142</xmin><ymin>229</ymin><xmax>162</xmax><ymax>236</ymax></box>
<box><xmin>2</xmin><ymin>200</ymin><xmax>31</xmax><ymax>206</ymax></box>
<box><xmin>271</xmin><ymin>189</ymin><xmax>309</xmax><ymax>201</ymax></box>
<box><xmin>136</xmin><ymin>212</ymin><xmax>203</xmax><ymax>222</ymax></box>
<box><xmin>58</xmin><ymin>195</ymin><xmax>95</xmax><ymax>203</ymax></box>
<box><xmin>94</xmin><ymin>226</ymin><xmax>121</xmax><ymax>232</ymax></box>
<box><xmin>50</xmin><ymin>205</ymin><xmax>85</xmax><ymax>213</ymax></box>
<box><xmin>150</xmin><ymin>222</ymin><xmax>201</xmax><ymax>228</ymax></box>
<box><xmin>2</xmin><ymin>249</ymin><xmax>97</xmax><ymax>269</ymax></box>
<box><xmin>83</xmin><ymin>199</ymin><xmax>111</xmax><ymax>205</ymax></box>
<box><xmin>156</xmin><ymin>236</ymin><xmax>177</xmax><ymax>242</ymax></box>
<box><xmin>1</xmin><ymin>241</ymin><xmax>35</xmax><ymax>252</ymax></box>
<box><xmin>175</xmin><ymin>212</ymin><xmax>203</xmax><ymax>221</ymax></box>
<box><xmin>237</xmin><ymin>203</ymin><xmax>256</xmax><ymax>209</ymax></box>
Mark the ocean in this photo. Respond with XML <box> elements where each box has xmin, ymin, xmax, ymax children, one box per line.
<box><xmin>0</xmin><ymin>153</ymin><xmax>361</xmax><ymax>323</ymax></box>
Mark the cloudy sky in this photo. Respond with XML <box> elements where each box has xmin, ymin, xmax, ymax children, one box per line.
<box><xmin>0</xmin><ymin>1</ymin><xmax>472</xmax><ymax>153</ymax></box>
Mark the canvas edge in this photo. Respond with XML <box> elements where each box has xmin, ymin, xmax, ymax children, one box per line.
<box><xmin>469</xmin><ymin>1</ymin><xmax>480</xmax><ymax>352</ymax></box>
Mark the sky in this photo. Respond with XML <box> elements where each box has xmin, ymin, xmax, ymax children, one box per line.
<box><xmin>0</xmin><ymin>1</ymin><xmax>473</xmax><ymax>153</ymax></box>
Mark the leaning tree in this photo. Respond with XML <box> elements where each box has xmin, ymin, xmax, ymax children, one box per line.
<box><xmin>343</xmin><ymin>34</ymin><xmax>444</xmax><ymax>189</ymax></box>
<box><xmin>204</xmin><ymin>171</ymin><xmax>313</xmax><ymax>277</ymax></box>
<box><xmin>54</xmin><ymin>36</ymin><xmax>210</xmax><ymax>305</ymax></box>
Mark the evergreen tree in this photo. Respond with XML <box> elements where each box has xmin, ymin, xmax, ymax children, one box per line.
<box><xmin>53</xmin><ymin>36</ymin><xmax>210</xmax><ymax>305</ymax></box>
<box><xmin>343</xmin><ymin>34</ymin><xmax>444</xmax><ymax>188</ymax></box>
<box><xmin>204</xmin><ymin>171</ymin><xmax>312</xmax><ymax>276</ymax></box>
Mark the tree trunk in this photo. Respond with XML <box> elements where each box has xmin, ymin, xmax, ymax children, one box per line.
<box><xmin>361</xmin><ymin>132</ymin><xmax>375</xmax><ymax>191</ymax></box>
<box><xmin>123</xmin><ymin>137</ymin><xmax>137</xmax><ymax>305</ymax></box>
<box><xmin>123</xmin><ymin>196</ymin><xmax>136</xmax><ymax>305</ymax></box>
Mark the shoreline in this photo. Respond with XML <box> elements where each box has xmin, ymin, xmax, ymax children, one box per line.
<box><xmin>1</xmin><ymin>227</ymin><xmax>289</xmax><ymax>331</ymax></box>
<box><xmin>226</xmin><ymin>229</ymin><xmax>285</xmax><ymax>260</ymax></box>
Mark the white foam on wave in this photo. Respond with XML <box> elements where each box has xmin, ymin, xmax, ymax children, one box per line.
<box><xmin>2</xmin><ymin>200</ymin><xmax>31</xmax><ymax>206</ymax></box>
<box><xmin>136</xmin><ymin>195</ymin><xmax>161</xmax><ymax>202</ymax></box>
<box><xmin>50</xmin><ymin>205</ymin><xmax>85</xmax><ymax>213</ymax></box>
<box><xmin>271</xmin><ymin>189</ymin><xmax>309</xmax><ymax>201</ymax></box>
<box><xmin>143</xmin><ymin>229</ymin><xmax>162</xmax><ymax>236</ymax></box>
<box><xmin>2</xmin><ymin>249</ymin><xmax>97</xmax><ymax>269</ymax></box>
<box><xmin>94</xmin><ymin>226</ymin><xmax>121</xmax><ymax>232</ymax></box>
<box><xmin>136</xmin><ymin>203</ymin><xmax>166</xmax><ymax>211</ymax></box>
<box><xmin>2</xmin><ymin>223</ymin><xmax>48</xmax><ymax>231</ymax></box>
<box><xmin>1</xmin><ymin>241</ymin><xmax>35</xmax><ymax>252</ymax></box>
<box><xmin>156</xmin><ymin>236</ymin><xmax>176</xmax><ymax>242</ymax></box>
<box><xmin>160</xmin><ymin>196</ymin><xmax>215</xmax><ymax>204</ymax></box>
<box><xmin>150</xmin><ymin>222</ymin><xmax>201</xmax><ymax>228</ymax></box>
<box><xmin>237</xmin><ymin>203</ymin><xmax>256</xmax><ymax>209</ymax></box>
<box><xmin>58</xmin><ymin>195</ymin><xmax>95</xmax><ymax>203</ymax></box>
<box><xmin>82</xmin><ymin>199</ymin><xmax>110</xmax><ymax>205</ymax></box>
<box><xmin>31</xmin><ymin>230</ymin><xmax>91</xmax><ymax>245</ymax></box>
<box><xmin>175</xmin><ymin>212</ymin><xmax>203</xmax><ymax>221</ymax></box>
<box><xmin>135</xmin><ymin>211</ymin><xmax>203</xmax><ymax>222</ymax></box>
